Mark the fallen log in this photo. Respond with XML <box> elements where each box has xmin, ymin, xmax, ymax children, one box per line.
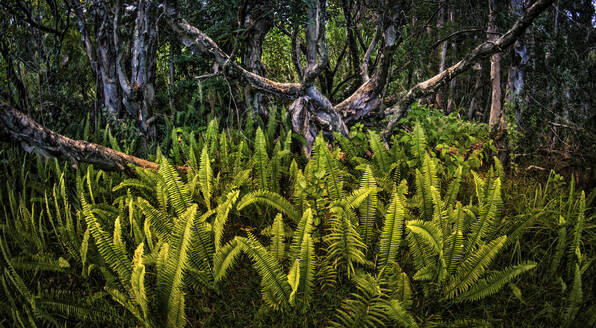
<box><xmin>0</xmin><ymin>101</ymin><xmax>165</xmax><ymax>175</ymax></box>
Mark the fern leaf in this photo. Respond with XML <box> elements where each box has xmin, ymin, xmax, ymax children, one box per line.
<box><xmin>359</xmin><ymin>166</ymin><xmax>378</xmax><ymax>249</ymax></box>
<box><xmin>368</xmin><ymin>130</ymin><xmax>390</xmax><ymax>174</ymax></box>
<box><xmin>378</xmin><ymin>191</ymin><xmax>406</xmax><ymax>268</ymax></box>
<box><xmin>213</xmin><ymin>190</ymin><xmax>240</xmax><ymax>251</ymax></box>
<box><xmin>213</xmin><ymin>239</ymin><xmax>242</xmax><ymax>282</ymax></box>
<box><xmin>287</xmin><ymin>259</ymin><xmax>300</xmax><ymax>305</ymax></box>
<box><xmin>198</xmin><ymin>145</ymin><xmax>213</xmax><ymax>210</ymax></box>
<box><xmin>290</xmin><ymin>208</ymin><xmax>314</xmax><ymax>261</ymax></box>
<box><xmin>453</xmin><ymin>261</ymin><xmax>536</xmax><ymax>302</ymax></box>
<box><xmin>562</xmin><ymin>263</ymin><xmax>583</xmax><ymax>327</ymax></box>
<box><xmin>447</xmin><ymin>235</ymin><xmax>507</xmax><ymax>298</ymax></box>
<box><xmin>569</xmin><ymin>191</ymin><xmax>585</xmax><ymax>263</ymax></box>
<box><xmin>158</xmin><ymin>159</ymin><xmax>191</xmax><ymax>217</ymax></box>
<box><xmin>236</xmin><ymin>234</ymin><xmax>292</xmax><ymax>309</ymax></box>
<box><xmin>297</xmin><ymin>233</ymin><xmax>315</xmax><ymax>305</ymax></box>
<box><xmin>270</xmin><ymin>213</ymin><xmax>286</xmax><ymax>261</ymax></box>
<box><xmin>410</xmin><ymin>122</ymin><xmax>428</xmax><ymax>166</ymax></box>
<box><xmin>467</xmin><ymin>178</ymin><xmax>502</xmax><ymax>252</ymax></box>
<box><xmin>254</xmin><ymin>127</ymin><xmax>271</xmax><ymax>191</ymax></box>
<box><xmin>156</xmin><ymin>204</ymin><xmax>199</xmax><ymax>327</ymax></box>
<box><xmin>130</xmin><ymin>243</ymin><xmax>148</xmax><ymax>320</ymax></box>
<box><xmin>407</xmin><ymin>220</ymin><xmax>442</xmax><ymax>255</ymax></box>
<box><xmin>445</xmin><ymin>166</ymin><xmax>463</xmax><ymax>205</ymax></box>
<box><xmin>386</xmin><ymin>299</ymin><xmax>418</xmax><ymax>328</ymax></box>
<box><xmin>81</xmin><ymin>195</ymin><xmax>131</xmax><ymax>287</ymax></box>
<box><xmin>237</xmin><ymin>190</ymin><xmax>300</xmax><ymax>223</ymax></box>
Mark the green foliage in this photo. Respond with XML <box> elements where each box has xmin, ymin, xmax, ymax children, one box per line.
<box><xmin>0</xmin><ymin>121</ymin><xmax>592</xmax><ymax>327</ymax></box>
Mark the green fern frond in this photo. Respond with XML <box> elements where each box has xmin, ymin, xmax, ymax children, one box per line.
<box><xmin>270</xmin><ymin>213</ymin><xmax>286</xmax><ymax>261</ymax></box>
<box><xmin>386</xmin><ymin>299</ymin><xmax>418</xmax><ymax>328</ymax></box>
<box><xmin>453</xmin><ymin>261</ymin><xmax>536</xmax><ymax>302</ymax></box>
<box><xmin>130</xmin><ymin>243</ymin><xmax>148</xmax><ymax>320</ymax></box>
<box><xmin>81</xmin><ymin>195</ymin><xmax>131</xmax><ymax>286</ymax></box>
<box><xmin>368</xmin><ymin>130</ymin><xmax>390</xmax><ymax>174</ymax></box>
<box><xmin>445</xmin><ymin>166</ymin><xmax>463</xmax><ymax>206</ymax></box>
<box><xmin>447</xmin><ymin>235</ymin><xmax>507</xmax><ymax>298</ymax></box>
<box><xmin>158</xmin><ymin>158</ymin><xmax>191</xmax><ymax>217</ymax></box>
<box><xmin>213</xmin><ymin>238</ymin><xmax>242</xmax><ymax>282</ymax></box>
<box><xmin>297</xmin><ymin>233</ymin><xmax>316</xmax><ymax>305</ymax></box>
<box><xmin>237</xmin><ymin>190</ymin><xmax>300</xmax><ymax>223</ymax></box>
<box><xmin>325</xmin><ymin>209</ymin><xmax>367</xmax><ymax>278</ymax></box>
<box><xmin>290</xmin><ymin>208</ymin><xmax>314</xmax><ymax>261</ymax></box>
<box><xmin>287</xmin><ymin>259</ymin><xmax>300</xmax><ymax>305</ymax></box>
<box><xmin>254</xmin><ymin>127</ymin><xmax>271</xmax><ymax>191</ymax></box>
<box><xmin>378</xmin><ymin>191</ymin><xmax>406</xmax><ymax>268</ymax></box>
<box><xmin>407</xmin><ymin>220</ymin><xmax>443</xmax><ymax>255</ymax></box>
<box><xmin>156</xmin><ymin>204</ymin><xmax>199</xmax><ymax>327</ymax></box>
<box><xmin>322</xmin><ymin>145</ymin><xmax>345</xmax><ymax>200</ymax></box>
<box><xmin>410</xmin><ymin>122</ymin><xmax>428</xmax><ymax>166</ymax></box>
<box><xmin>213</xmin><ymin>190</ymin><xmax>240</xmax><ymax>251</ymax></box>
<box><xmin>236</xmin><ymin>234</ymin><xmax>292</xmax><ymax>309</ymax></box>
<box><xmin>198</xmin><ymin>145</ymin><xmax>214</xmax><ymax>210</ymax></box>
<box><xmin>136</xmin><ymin>198</ymin><xmax>174</xmax><ymax>240</ymax></box>
<box><xmin>445</xmin><ymin>203</ymin><xmax>466</xmax><ymax>275</ymax></box>
<box><xmin>569</xmin><ymin>191</ymin><xmax>585</xmax><ymax>263</ymax></box>
<box><xmin>467</xmin><ymin>178</ymin><xmax>502</xmax><ymax>252</ymax></box>
<box><xmin>562</xmin><ymin>263</ymin><xmax>583</xmax><ymax>327</ymax></box>
<box><xmin>359</xmin><ymin>166</ymin><xmax>378</xmax><ymax>249</ymax></box>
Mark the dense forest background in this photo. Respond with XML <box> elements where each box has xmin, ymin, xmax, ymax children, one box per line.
<box><xmin>0</xmin><ymin>0</ymin><xmax>594</xmax><ymax>327</ymax></box>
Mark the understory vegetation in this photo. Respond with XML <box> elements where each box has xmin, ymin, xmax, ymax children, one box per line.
<box><xmin>1</xmin><ymin>109</ymin><xmax>594</xmax><ymax>327</ymax></box>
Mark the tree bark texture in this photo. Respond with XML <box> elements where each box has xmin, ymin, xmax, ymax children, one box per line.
<box><xmin>0</xmin><ymin>101</ymin><xmax>158</xmax><ymax>174</ymax></box>
<box><xmin>488</xmin><ymin>0</ymin><xmax>503</xmax><ymax>131</ymax></box>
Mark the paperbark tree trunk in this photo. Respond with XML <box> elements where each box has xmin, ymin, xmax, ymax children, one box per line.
<box><xmin>239</xmin><ymin>1</ymin><xmax>272</xmax><ymax>118</ymax></box>
<box><xmin>487</xmin><ymin>0</ymin><xmax>503</xmax><ymax>133</ymax></box>
<box><xmin>505</xmin><ymin>0</ymin><xmax>528</xmax><ymax>126</ymax></box>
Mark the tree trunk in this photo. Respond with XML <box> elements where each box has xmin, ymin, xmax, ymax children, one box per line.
<box><xmin>240</xmin><ymin>3</ymin><xmax>272</xmax><ymax>118</ymax></box>
<box><xmin>487</xmin><ymin>0</ymin><xmax>503</xmax><ymax>132</ymax></box>
<box><xmin>505</xmin><ymin>0</ymin><xmax>528</xmax><ymax>126</ymax></box>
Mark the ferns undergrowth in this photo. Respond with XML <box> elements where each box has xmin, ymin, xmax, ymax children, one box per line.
<box><xmin>0</xmin><ymin>118</ymin><xmax>593</xmax><ymax>327</ymax></box>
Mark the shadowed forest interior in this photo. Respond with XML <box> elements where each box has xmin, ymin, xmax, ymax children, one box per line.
<box><xmin>0</xmin><ymin>0</ymin><xmax>594</xmax><ymax>327</ymax></box>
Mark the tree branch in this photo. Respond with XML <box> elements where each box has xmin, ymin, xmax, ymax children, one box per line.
<box><xmin>0</xmin><ymin>101</ymin><xmax>167</xmax><ymax>174</ymax></box>
<box><xmin>383</xmin><ymin>0</ymin><xmax>555</xmax><ymax>137</ymax></box>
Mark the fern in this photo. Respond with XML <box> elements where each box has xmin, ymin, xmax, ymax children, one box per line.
<box><xmin>237</xmin><ymin>190</ymin><xmax>300</xmax><ymax>223</ymax></box>
<box><xmin>297</xmin><ymin>233</ymin><xmax>316</xmax><ymax>306</ymax></box>
<box><xmin>236</xmin><ymin>234</ymin><xmax>292</xmax><ymax>309</ymax></box>
<box><xmin>156</xmin><ymin>204</ymin><xmax>199</xmax><ymax>327</ymax></box>
<box><xmin>290</xmin><ymin>208</ymin><xmax>314</xmax><ymax>261</ymax></box>
<box><xmin>453</xmin><ymin>261</ymin><xmax>537</xmax><ymax>302</ymax></box>
<box><xmin>447</xmin><ymin>235</ymin><xmax>507</xmax><ymax>299</ymax></box>
<box><xmin>378</xmin><ymin>191</ymin><xmax>406</xmax><ymax>268</ymax></box>
<box><xmin>368</xmin><ymin>130</ymin><xmax>390</xmax><ymax>174</ymax></box>
<box><xmin>270</xmin><ymin>213</ymin><xmax>286</xmax><ymax>261</ymax></box>
<box><xmin>325</xmin><ymin>202</ymin><xmax>367</xmax><ymax>277</ymax></box>
<box><xmin>158</xmin><ymin>158</ymin><xmax>191</xmax><ymax>217</ymax></box>
<box><xmin>359</xmin><ymin>166</ymin><xmax>378</xmax><ymax>250</ymax></box>
<box><xmin>213</xmin><ymin>190</ymin><xmax>240</xmax><ymax>251</ymax></box>
<box><xmin>410</xmin><ymin>122</ymin><xmax>428</xmax><ymax>166</ymax></box>
<box><xmin>198</xmin><ymin>145</ymin><xmax>214</xmax><ymax>209</ymax></box>
<box><xmin>254</xmin><ymin>127</ymin><xmax>271</xmax><ymax>191</ymax></box>
<box><xmin>466</xmin><ymin>177</ymin><xmax>502</xmax><ymax>252</ymax></box>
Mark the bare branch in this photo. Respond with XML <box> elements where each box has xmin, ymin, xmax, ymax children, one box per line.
<box><xmin>383</xmin><ymin>0</ymin><xmax>555</xmax><ymax>136</ymax></box>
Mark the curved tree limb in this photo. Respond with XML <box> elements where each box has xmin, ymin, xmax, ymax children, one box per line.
<box><xmin>0</xmin><ymin>101</ymin><xmax>167</xmax><ymax>174</ymax></box>
<box><xmin>383</xmin><ymin>0</ymin><xmax>555</xmax><ymax>137</ymax></box>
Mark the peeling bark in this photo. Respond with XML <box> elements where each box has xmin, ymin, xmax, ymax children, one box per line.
<box><xmin>0</xmin><ymin>101</ymin><xmax>159</xmax><ymax>174</ymax></box>
<box><xmin>488</xmin><ymin>0</ymin><xmax>503</xmax><ymax>131</ymax></box>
